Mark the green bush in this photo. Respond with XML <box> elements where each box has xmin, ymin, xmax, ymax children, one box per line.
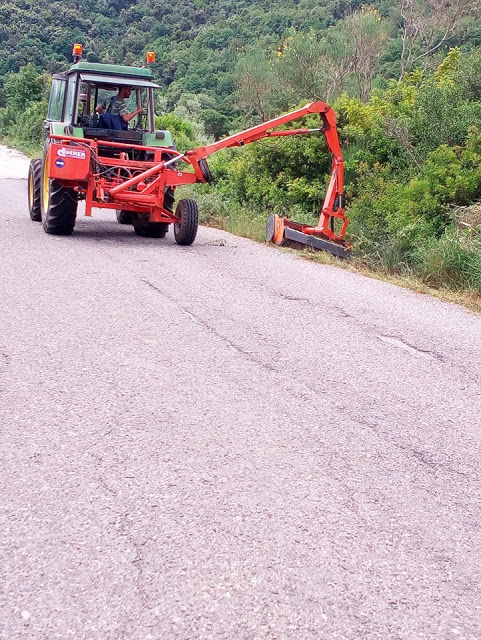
<box><xmin>154</xmin><ymin>113</ymin><xmax>201</xmax><ymax>152</ymax></box>
<box><xmin>13</xmin><ymin>100</ymin><xmax>48</xmax><ymax>143</ymax></box>
<box><xmin>0</xmin><ymin>64</ymin><xmax>48</xmax><ymax>152</ymax></box>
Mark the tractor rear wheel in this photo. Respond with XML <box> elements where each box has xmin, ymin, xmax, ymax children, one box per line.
<box><xmin>41</xmin><ymin>147</ymin><xmax>78</xmax><ymax>235</ymax></box>
<box><xmin>116</xmin><ymin>210</ymin><xmax>133</xmax><ymax>225</ymax></box>
<box><xmin>174</xmin><ymin>199</ymin><xmax>198</xmax><ymax>246</ymax></box>
<box><xmin>28</xmin><ymin>159</ymin><xmax>42</xmax><ymax>221</ymax></box>
<box><xmin>133</xmin><ymin>214</ymin><xmax>168</xmax><ymax>238</ymax></box>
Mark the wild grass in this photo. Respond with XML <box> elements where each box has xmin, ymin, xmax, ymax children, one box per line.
<box><xmin>412</xmin><ymin>228</ymin><xmax>481</xmax><ymax>291</ymax></box>
<box><xmin>1</xmin><ymin>136</ymin><xmax>42</xmax><ymax>158</ymax></box>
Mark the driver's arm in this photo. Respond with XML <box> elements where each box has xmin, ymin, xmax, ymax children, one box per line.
<box><xmin>122</xmin><ymin>107</ymin><xmax>143</xmax><ymax>123</ymax></box>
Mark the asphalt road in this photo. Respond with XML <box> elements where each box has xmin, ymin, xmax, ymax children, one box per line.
<box><xmin>1</xmin><ymin>149</ymin><xmax>481</xmax><ymax>639</ymax></box>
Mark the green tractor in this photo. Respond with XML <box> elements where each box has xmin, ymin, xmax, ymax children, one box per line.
<box><xmin>27</xmin><ymin>45</ymin><xmax>199</xmax><ymax>242</ymax></box>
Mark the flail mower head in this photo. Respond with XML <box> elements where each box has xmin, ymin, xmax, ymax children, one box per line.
<box><xmin>265</xmin><ymin>214</ymin><xmax>351</xmax><ymax>259</ymax></box>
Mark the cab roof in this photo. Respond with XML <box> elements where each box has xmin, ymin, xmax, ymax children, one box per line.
<box><xmin>67</xmin><ymin>62</ymin><xmax>155</xmax><ymax>80</ymax></box>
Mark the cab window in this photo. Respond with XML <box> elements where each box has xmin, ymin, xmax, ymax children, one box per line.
<box><xmin>47</xmin><ymin>76</ymin><xmax>66</xmax><ymax>121</ymax></box>
<box><xmin>94</xmin><ymin>87</ymin><xmax>140</xmax><ymax>114</ymax></box>
<box><xmin>63</xmin><ymin>75</ymin><xmax>78</xmax><ymax>125</ymax></box>
<box><xmin>94</xmin><ymin>86</ymin><xmax>145</xmax><ymax>128</ymax></box>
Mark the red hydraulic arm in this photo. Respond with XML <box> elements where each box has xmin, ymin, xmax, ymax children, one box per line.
<box><xmin>106</xmin><ymin>101</ymin><xmax>347</xmax><ymax>242</ymax></box>
<box><xmin>186</xmin><ymin>101</ymin><xmax>347</xmax><ymax>243</ymax></box>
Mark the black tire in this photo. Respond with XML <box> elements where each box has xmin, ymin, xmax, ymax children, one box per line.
<box><xmin>116</xmin><ymin>210</ymin><xmax>133</xmax><ymax>225</ymax></box>
<box><xmin>41</xmin><ymin>146</ymin><xmax>78</xmax><ymax>235</ymax></box>
<box><xmin>132</xmin><ymin>187</ymin><xmax>174</xmax><ymax>238</ymax></box>
<box><xmin>164</xmin><ymin>187</ymin><xmax>175</xmax><ymax>213</ymax></box>
<box><xmin>174</xmin><ymin>199</ymin><xmax>198</xmax><ymax>246</ymax></box>
<box><xmin>28</xmin><ymin>159</ymin><xmax>42</xmax><ymax>221</ymax></box>
<box><xmin>199</xmin><ymin>158</ymin><xmax>214</xmax><ymax>183</ymax></box>
<box><xmin>133</xmin><ymin>214</ymin><xmax>169</xmax><ymax>238</ymax></box>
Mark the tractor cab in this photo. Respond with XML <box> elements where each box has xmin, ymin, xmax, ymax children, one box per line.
<box><xmin>46</xmin><ymin>57</ymin><xmax>174</xmax><ymax>151</ymax></box>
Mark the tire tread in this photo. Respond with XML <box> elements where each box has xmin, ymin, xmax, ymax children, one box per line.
<box><xmin>116</xmin><ymin>210</ymin><xmax>133</xmax><ymax>225</ymax></box>
<box><xmin>28</xmin><ymin>159</ymin><xmax>42</xmax><ymax>222</ymax></box>
<box><xmin>174</xmin><ymin>199</ymin><xmax>198</xmax><ymax>246</ymax></box>
<box><xmin>133</xmin><ymin>214</ymin><xmax>168</xmax><ymax>238</ymax></box>
<box><xmin>43</xmin><ymin>179</ymin><xmax>78</xmax><ymax>235</ymax></box>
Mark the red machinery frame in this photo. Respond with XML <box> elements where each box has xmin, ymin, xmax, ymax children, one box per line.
<box><xmin>47</xmin><ymin>100</ymin><xmax>348</xmax><ymax>248</ymax></box>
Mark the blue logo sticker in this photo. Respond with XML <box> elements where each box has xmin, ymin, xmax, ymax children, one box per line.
<box><xmin>55</xmin><ymin>159</ymin><xmax>65</xmax><ymax>168</ymax></box>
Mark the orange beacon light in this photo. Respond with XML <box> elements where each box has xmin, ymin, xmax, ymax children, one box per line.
<box><xmin>72</xmin><ymin>43</ymin><xmax>83</xmax><ymax>62</ymax></box>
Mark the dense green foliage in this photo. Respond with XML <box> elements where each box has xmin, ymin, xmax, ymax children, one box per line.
<box><xmin>0</xmin><ymin>64</ymin><xmax>49</xmax><ymax>152</ymax></box>
<box><xmin>1</xmin><ymin>1</ymin><xmax>481</xmax><ymax>129</ymax></box>
<box><xmin>197</xmin><ymin>47</ymin><xmax>481</xmax><ymax>291</ymax></box>
<box><xmin>2</xmin><ymin>1</ymin><xmax>481</xmax><ymax>293</ymax></box>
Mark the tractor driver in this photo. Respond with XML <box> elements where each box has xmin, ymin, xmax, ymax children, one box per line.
<box><xmin>95</xmin><ymin>86</ymin><xmax>143</xmax><ymax>128</ymax></box>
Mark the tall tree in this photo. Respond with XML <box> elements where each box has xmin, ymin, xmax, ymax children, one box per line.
<box><xmin>397</xmin><ymin>0</ymin><xmax>480</xmax><ymax>77</ymax></box>
<box><xmin>235</xmin><ymin>47</ymin><xmax>278</xmax><ymax>121</ymax></box>
<box><xmin>344</xmin><ymin>7</ymin><xmax>389</xmax><ymax>102</ymax></box>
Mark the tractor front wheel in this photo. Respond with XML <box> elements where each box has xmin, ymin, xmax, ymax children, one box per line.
<box><xmin>28</xmin><ymin>159</ymin><xmax>42</xmax><ymax>221</ymax></box>
<box><xmin>116</xmin><ymin>210</ymin><xmax>133</xmax><ymax>225</ymax></box>
<box><xmin>174</xmin><ymin>199</ymin><xmax>198</xmax><ymax>246</ymax></box>
<box><xmin>41</xmin><ymin>147</ymin><xmax>78</xmax><ymax>235</ymax></box>
<box><xmin>133</xmin><ymin>214</ymin><xmax>168</xmax><ymax>238</ymax></box>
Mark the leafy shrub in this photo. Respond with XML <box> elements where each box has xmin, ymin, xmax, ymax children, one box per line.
<box><xmin>13</xmin><ymin>100</ymin><xmax>48</xmax><ymax>143</ymax></box>
<box><xmin>154</xmin><ymin>113</ymin><xmax>201</xmax><ymax>151</ymax></box>
<box><xmin>0</xmin><ymin>64</ymin><xmax>48</xmax><ymax>152</ymax></box>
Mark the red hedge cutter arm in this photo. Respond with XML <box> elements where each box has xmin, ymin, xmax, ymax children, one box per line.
<box><xmin>187</xmin><ymin>100</ymin><xmax>351</xmax><ymax>259</ymax></box>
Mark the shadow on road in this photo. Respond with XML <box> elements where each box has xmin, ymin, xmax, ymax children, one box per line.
<box><xmin>73</xmin><ymin>220</ymin><xmax>177</xmax><ymax>246</ymax></box>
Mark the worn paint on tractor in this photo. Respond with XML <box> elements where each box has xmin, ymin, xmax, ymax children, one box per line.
<box><xmin>28</xmin><ymin>44</ymin><xmax>350</xmax><ymax>256</ymax></box>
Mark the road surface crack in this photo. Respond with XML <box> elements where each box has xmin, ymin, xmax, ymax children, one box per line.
<box><xmin>278</xmin><ymin>292</ymin><xmax>313</xmax><ymax>304</ymax></box>
<box><xmin>1</xmin><ymin>351</ymin><xmax>11</xmax><ymax>367</ymax></box>
<box><xmin>180</xmin><ymin>307</ymin><xmax>279</xmax><ymax>373</ymax></box>
<box><xmin>141</xmin><ymin>277</ymin><xmax>279</xmax><ymax>373</ymax></box>
<box><xmin>377</xmin><ymin>335</ymin><xmax>444</xmax><ymax>361</ymax></box>
<box><xmin>350</xmin><ymin>413</ymin><xmax>474</xmax><ymax>481</ymax></box>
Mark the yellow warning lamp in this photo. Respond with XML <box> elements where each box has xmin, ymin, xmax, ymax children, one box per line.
<box><xmin>146</xmin><ymin>51</ymin><xmax>156</xmax><ymax>64</ymax></box>
<box><xmin>72</xmin><ymin>43</ymin><xmax>83</xmax><ymax>63</ymax></box>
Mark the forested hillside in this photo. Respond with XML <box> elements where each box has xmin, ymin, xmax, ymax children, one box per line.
<box><xmin>2</xmin><ymin>0</ymin><xmax>481</xmax><ymax>298</ymax></box>
<box><xmin>1</xmin><ymin>0</ymin><xmax>481</xmax><ymax>132</ymax></box>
